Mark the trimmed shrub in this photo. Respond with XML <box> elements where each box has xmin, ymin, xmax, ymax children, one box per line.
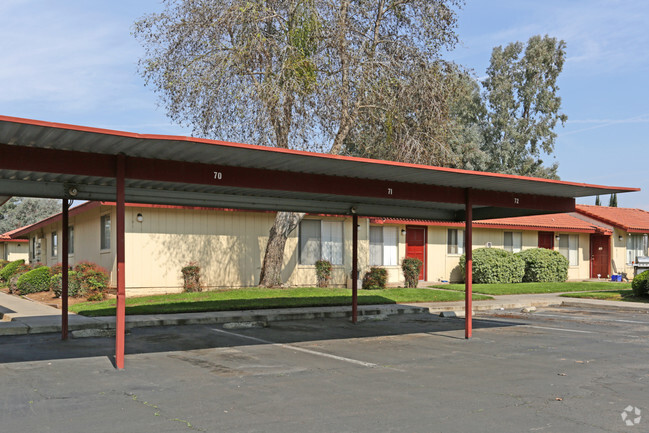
<box><xmin>516</xmin><ymin>248</ymin><xmax>569</xmax><ymax>283</ymax></box>
<box><xmin>16</xmin><ymin>266</ymin><xmax>51</xmax><ymax>295</ymax></box>
<box><xmin>315</xmin><ymin>260</ymin><xmax>332</xmax><ymax>288</ymax></box>
<box><xmin>0</xmin><ymin>260</ymin><xmax>9</xmax><ymax>270</ymax></box>
<box><xmin>632</xmin><ymin>270</ymin><xmax>649</xmax><ymax>297</ymax></box>
<box><xmin>50</xmin><ymin>271</ymin><xmax>82</xmax><ymax>298</ymax></box>
<box><xmin>402</xmin><ymin>257</ymin><xmax>423</xmax><ymax>288</ymax></box>
<box><xmin>459</xmin><ymin>248</ymin><xmax>525</xmax><ymax>284</ymax></box>
<box><xmin>181</xmin><ymin>262</ymin><xmax>202</xmax><ymax>292</ymax></box>
<box><xmin>362</xmin><ymin>267</ymin><xmax>387</xmax><ymax>290</ymax></box>
<box><xmin>0</xmin><ymin>259</ymin><xmax>26</xmax><ymax>283</ymax></box>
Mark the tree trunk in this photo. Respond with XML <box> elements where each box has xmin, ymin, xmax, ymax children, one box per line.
<box><xmin>259</xmin><ymin>211</ymin><xmax>305</xmax><ymax>287</ymax></box>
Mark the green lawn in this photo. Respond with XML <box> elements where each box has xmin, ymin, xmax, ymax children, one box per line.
<box><xmin>560</xmin><ymin>289</ymin><xmax>649</xmax><ymax>303</ymax></box>
<box><xmin>429</xmin><ymin>281</ymin><xmax>631</xmax><ymax>296</ymax></box>
<box><xmin>70</xmin><ymin>287</ymin><xmax>493</xmax><ymax>317</ymax></box>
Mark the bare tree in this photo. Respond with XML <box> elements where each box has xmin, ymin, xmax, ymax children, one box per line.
<box><xmin>135</xmin><ymin>0</ymin><xmax>463</xmax><ymax>286</ymax></box>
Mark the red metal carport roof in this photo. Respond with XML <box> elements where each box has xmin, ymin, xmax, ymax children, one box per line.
<box><xmin>0</xmin><ymin>115</ymin><xmax>639</xmax><ymax>221</ymax></box>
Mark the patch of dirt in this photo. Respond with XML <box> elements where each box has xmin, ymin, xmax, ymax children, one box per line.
<box><xmin>1</xmin><ymin>287</ymin><xmax>116</xmax><ymax>309</ymax></box>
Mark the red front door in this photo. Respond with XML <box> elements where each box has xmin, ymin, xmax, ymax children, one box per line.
<box><xmin>538</xmin><ymin>231</ymin><xmax>554</xmax><ymax>250</ymax></box>
<box><xmin>406</xmin><ymin>226</ymin><xmax>426</xmax><ymax>280</ymax></box>
<box><xmin>590</xmin><ymin>234</ymin><xmax>610</xmax><ymax>278</ymax></box>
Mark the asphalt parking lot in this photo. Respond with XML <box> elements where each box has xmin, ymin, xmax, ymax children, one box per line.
<box><xmin>1</xmin><ymin>305</ymin><xmax>648</xmax><ymax>433</ymax></box>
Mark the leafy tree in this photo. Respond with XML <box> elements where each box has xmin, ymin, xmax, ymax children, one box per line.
<box><xmin>609</xmin><ymin>193</ymin><xmax>618</xmax><ymax>207</ymax></box>
<box><xmin>0</xmin><ymin>197</ymin><xmax>60</xmax><ymax>234</ymax></box>
<box><xmin>135</xmin><ymin>0</ymin><xmax>463</xmax><ymax>286</ymax></box>
<box><xmin>481</xmin><ymin>35</ymin><xmax>567</xmax><ymax>178</ymax></box>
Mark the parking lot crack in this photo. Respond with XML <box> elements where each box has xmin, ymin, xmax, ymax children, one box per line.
<box><xmin>124</xmin><ymin>392</ymin><xmax>206</xmax><ymax>432</ymax></box>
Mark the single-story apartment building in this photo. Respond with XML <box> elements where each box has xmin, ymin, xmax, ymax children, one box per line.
<box><xmin>574</xmin><ymin>205</ymin><xmax>649</xmax><ymax>277</ymax></box>
<box><xmin>4</xmin><ymin>202</ymin><xmax>647</xmax><ymax>294</ymax></box>
<box><xmin>0</xmin><ymin>227</ymin><xmax>28</xmax><ymax>262</ymax></box>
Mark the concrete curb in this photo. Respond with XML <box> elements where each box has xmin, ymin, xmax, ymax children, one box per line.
<box><xmin>0</xmin><ymin>304</ymin><xmax>431</xmax><ymax>337</ymax></box>
<box><xmin>2</xmin><ymin>296</ymin><xmax>648</xmax><ymax>338</ymax></box>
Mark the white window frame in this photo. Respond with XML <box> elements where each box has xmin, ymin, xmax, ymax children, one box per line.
<box><xmin>559</xmin><ymin>234</ymin><xmax>579</xmax><ymax>266</ymax></box>
<box><xmin>504</xmin><ymin>231</ymin><xmax>522</xmax><ymax>253</ymax></box>
<box><xmin>51</xmin><ymin>231</ymin><xmax>58</xmax><ymax>257</ymax></box>
<box><xmin>369</xmin><ymin>226</ymin><xmax>398</xmax><ymax>266</ymax></box>
<box><xmin>447</xmin><ymin>229</ymin><xmax>464</xmax><ymax>255</ymax></box>
<box><xmin>626</xmin><ymin>234</ymin><xmax>648</xmax><ymax>265</ymax></box>
<box><xmin>298</xmin><ymin>219</ymin><xmax>344</xmax><ymax>265</ymax></box>
<box><xmin>100</xmin><ymin>214</ymin><xmax>111</xmax><ymax>251</ymax></box>
<box><xmin>68</xmin><ymin>226</ymin><xmax>75</xmax><ymax>255</ymax></box>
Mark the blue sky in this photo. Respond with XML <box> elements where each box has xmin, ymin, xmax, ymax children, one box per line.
<box><xmin>1</xmin><ymin>0</ymin><xmax>647</xmax><ymax>209</ymax></box>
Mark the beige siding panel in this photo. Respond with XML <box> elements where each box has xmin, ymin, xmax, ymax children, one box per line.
<box><xmin>124</xmin><ymin>207</ymin><xmax>277</xmax><ymax>291</ymax></box>
<box><xmin>611</xmin><ymin>228</ymin><xmax>634</xmax><ymax>276</ymax></box>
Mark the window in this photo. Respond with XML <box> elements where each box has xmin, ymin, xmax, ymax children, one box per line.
<box><xmin>68</xmin><ymin>226</ymin><xmax>74</xmax><ymax>255</ymax></box>
<box><xmin>100</xmin><ymin>214</ymin><xmax>111</xmax><ymax>250</ymax></box>
<box><xmin>51</xmin><ymin>231</ymin><xmax>58</xmax><ymax>257</ymax></box>
<box><xmin>559</xmin><ymin>234</ymin><xmax>578</xmax><ymax>266</ymax></box>
<box><xmin>369</xmin><ymin>226</ymin><xmax>398</xmax><ymax>266</ymax></box>
<box><xmin>299</xmin><ymin>220</ymin><xmax>343</xmax><ymax>265</ymax></box>
<box><xmin>447</xmin><ymin>229</ymin><xmax>464</xmax><ymax>255</ymax></box>
<box><xmin>31</xmin><ymin>237</ymin><xmax>37</xmax><ymax>261</ymax></box>
<box><xmin>504</xmin><ymin>232</ymin><xmax>522</xmax><ymax>253</ymax></box>
<box><xmin>627</xmin><ymin>234</ymin><xmax>648</xmax><ymax>264</ymax></box>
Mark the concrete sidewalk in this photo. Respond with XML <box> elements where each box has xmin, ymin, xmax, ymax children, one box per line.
<box><xmin>2</xmin><ymin>291</ymin><xmax>649</xmax><ymax>337</ymax></box>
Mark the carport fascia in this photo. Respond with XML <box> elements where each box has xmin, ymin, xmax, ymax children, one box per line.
<box><xmin>0</xmin><ymin>115</ymin><xmax>639</xmax><ymax>369</ymax></box>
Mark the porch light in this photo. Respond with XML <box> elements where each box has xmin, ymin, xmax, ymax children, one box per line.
<box><xmin>619</xmin><ymin>235</ymin><xmax>623</xmax><ymax>242</ymax></box>
<box><xmin>136</xmin><ymin>213</ymin><xmax>143</xmax><ymax>223</ymax></box>
<box><xmin>401</xmin><ymin>229</ymin><xmax>406</xmax><ymax>236</ymax></box>
<box><xmin>555</xmin><ymin>234</ymin><xmax>560</xmax><ymax>241</ymax></box>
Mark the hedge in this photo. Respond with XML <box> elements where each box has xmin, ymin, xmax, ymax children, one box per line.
<box><xmin>632</xmin><ymin>270</ymin><xmax>649</xmax><ymax>297</ymax></box>
<box><xmin>16</xmin><ymin>266</ymin><xmax>51</xmax><ymax>295</ymax></box>
<box><xmin>0</xmin><ymin>259</ymin><xmax>26</xmax><ymax>283</ymax></box>
<box><xmin>516</xmin><ymin>248</ymin><xmax>569</xmax><ymax>283</ymax></box>
<box><xmin>459</xmin><ymin>248</ymin><xmax>525</xmax><ymax>284</ymax></box>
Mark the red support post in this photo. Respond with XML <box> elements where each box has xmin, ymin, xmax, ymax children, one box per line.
<box><xmin>61</xmin><ymin>199</ymin><xmax>69</xmax><ymax>340</ymax></box>
<box><xmin>115</xmin><ymin>155</ymin><xmax>126</xmax><ymax>369</ymax></box>
<box><xmin>465</xmin><ymin>189</ymin><xmax>473</xmax><ymax>339</ymax></box>
<box><xmin>352</xmin><ymin>213</ymin><xmax>358</xmax><ymax>324</ymax></box>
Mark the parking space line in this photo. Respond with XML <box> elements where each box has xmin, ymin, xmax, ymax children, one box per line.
<box><xmin>523</xmin><ymin>325</ymin><xmax>593</xmax><ymax>334</ymax></box>
<box><xmin>211</xmin><ymin>328</ymin><xmax>378</xmax><ymax>368</ymax></box>
<box><xmin>533</xmin><ymin>313</ymin><xmax>649</xmax><ymax>325</ymax></box>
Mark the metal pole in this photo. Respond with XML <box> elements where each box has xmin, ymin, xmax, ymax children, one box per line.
<box><xmin>61</xmin><ymin>199</ymin><xmax>69</xmax><ymax>340</ymax></box>
<box><xmin>115</xmin><ymin>155</ymin><xmax>126</xmax><ymax>369</ymax></box>
<box><xmin>352</xmin><ymin>214</ymin><xmax>358</xmax><ymax>324</ymax></box>
<box><xmin>465</xmin><ymin>189</ymin><xmax>473</xmax><ymax>339</ymax></box>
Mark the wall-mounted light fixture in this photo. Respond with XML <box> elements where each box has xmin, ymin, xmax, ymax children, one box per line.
<box><xmin>67</xmin><ymin>186</ymin><xmax>78</xmax><ymax>197</ymax></box>
<box><xmin>136</xmin><ymin>213</ymin><xmax>144</xmax><ymax>223</ymax></box>
<box><xmin>618</xmin><ymin>235</ymin><xmax>623</xmax><ymax>242</ymax></box>
<box><xmin>555</xmin><ymin>234</ymin><xmax>561</xmax><ymax>241</ymax></box>
<box><xmin>401</xmin><ymin>229</ymin><xmax>406</xmax><ymax>236</ymax></box>
<box><xmin>350</xmin><ymin>207</ymin><xmax>357</xmax><ymax>214</ymax></box>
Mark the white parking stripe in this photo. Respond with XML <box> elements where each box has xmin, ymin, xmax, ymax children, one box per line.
<box><xmin>211</xmin><ymin>328</ymin><xmax>377</xmax><ymax>368</ymax></box>
<box><xmin>523</xmin><ymin>325</ymin><xmax>593</xmax><ymax>334</ymax></box>
<box><xmin>534</xmin><ymin>313</ymin><xmax>649</xmax><ymax>325</ymax></box>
